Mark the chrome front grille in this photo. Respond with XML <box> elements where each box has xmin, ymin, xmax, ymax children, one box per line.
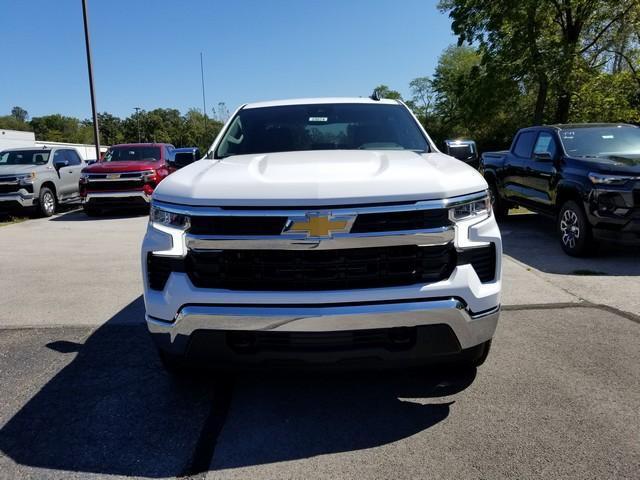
<box><xmin>147</xmin><ymin>191</ymin><xmax>495</xmax><ymax>291</ymax></box>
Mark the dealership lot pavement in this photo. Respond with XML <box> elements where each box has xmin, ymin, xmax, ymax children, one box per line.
<box><xmin>0</xmin><ymin>211</ymin><xmax>638</xmax><ymax>479</ymax></box>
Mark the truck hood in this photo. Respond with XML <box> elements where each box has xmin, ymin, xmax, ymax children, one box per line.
<box><xmin>571</xmin><ymin>154</ymin><xmax>640</xmax><ymax>174</ymax></box>
<box><xmin>82</xmin><ymin>160</ymin><xmax>161</xmax><ymax>173</ymax></box>
<box><xmin>153</xmin><ymin>150</ymin><xmax>487</xmax><ymax>207</ymax></box>
<box><xmin>0</xmin><ymin>164</ymin><xmax>48</xmax><ymax>175</ymax></box>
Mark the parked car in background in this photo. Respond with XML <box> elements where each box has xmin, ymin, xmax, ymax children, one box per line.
<box><xmin>0</xmin><ymin>146</ymin><xmax>85</xmax><ymax>216</ymax></box>
<box><xmin>173</xmin><ymin>147</ymin><xmax>201</xmax><ymax>169</ymax></box>
<box><xmin>80</xmin><ymin>143</ymin><xmax>177</xmax><ymax>216</ymax></box>
<box><xmin>142</xmin><ymin>97</ymin><xmax>501</xmax><ymax>373</ymax></box>
<box><xmin>481</xmin><ymin>123</ymin><xmax>640</xmax><ymax>256</ymax></box>
<box><xmin>445</xmin><ymin>139</ymin><xmax>479</xmax><ymax>168</ymax></box>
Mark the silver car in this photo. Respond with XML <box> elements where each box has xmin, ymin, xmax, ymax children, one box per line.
<box><xmin>0</xmin><ymin>147</ymin><xmax>85</xmax><ymax>216</ymax></box>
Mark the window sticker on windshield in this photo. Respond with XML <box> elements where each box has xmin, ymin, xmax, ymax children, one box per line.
<box><xmin>562</xmin><ymin>131</ymin><xmax>575</xmax><ymax>139</ymax></box>
<box><xmin>601</xmin><ymin>135</ymin><xmax>614</xmax><ymax>139</ymax></box>
<box><xmin>308</xmin><ymin>117</ymin><xmax>328</xmax><ymax>122</ymax></box>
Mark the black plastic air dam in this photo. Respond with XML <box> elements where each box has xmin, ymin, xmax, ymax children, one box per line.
<box><xmin>146</xmin><ymin>324</ymin><xmax>489</xmax><ymax>371</ymax></box>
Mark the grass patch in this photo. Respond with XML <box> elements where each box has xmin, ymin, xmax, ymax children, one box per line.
<box><xmin>572</xmin><ymin>269</ymin><xmax>608</xmax><ymax>276</ymax></box>
<box><xmin>0</xmin><ymin>214</ymin><xmax>29</xmax><ymax>227</ymax></box>
<box><xmin>509</xmin><ymin>206</ymin><xmax>532</xmax><ymax>215</ymax></box>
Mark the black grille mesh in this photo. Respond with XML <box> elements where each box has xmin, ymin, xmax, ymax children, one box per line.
<box><xmin>457</xmin><ymin>244</ymin><xmax>496</xmax><ymax>282</ymax></box>
<box><xmin>147</xmin><ymin>242</ymin><xmax>497</xmax><ymax>292</ymax></box>
<box><xmin>186</xmin><ymin>244</ymin><xmax>456</xmax><ymax>291</ymax></box>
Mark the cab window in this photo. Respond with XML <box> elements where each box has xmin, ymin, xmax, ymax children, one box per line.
<box><xmin>512</xmin><ymin>131</ymin><xmax>537</xmax><ymax>158</ymax></box>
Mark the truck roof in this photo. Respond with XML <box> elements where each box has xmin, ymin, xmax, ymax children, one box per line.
<box><xmin>519</xmin><ymin>123</ymin><xmax>637</xmax><ymax>132</ymax></box>
<box><xmin>0</xmin><ymin>146</ymin><xmax>52</xmax><ymax>152</ymax></box>
<box><xmin>243</xmin><ymin>97</ymin><xmax>402</xmax><ymax>109</ymax></box>
<box><xmin>109</xmin><ymin>143</ymin><xmax>173</xmax><ymax>148</ymax></box>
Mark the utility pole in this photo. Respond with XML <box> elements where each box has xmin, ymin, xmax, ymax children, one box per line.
<box><xmin>81</xmin><ymin>0</ymin><xmax>101</xmax><ymax>162</ymax></box>
<box><xmin>200</xmin><ymin>52</ymin><xmax>208</xmax><ymax>144</ymax></box>
<box><xmin>134</xmin><ymin>107</ymin><xmax>141</xmax><ymax>142</ymax></box>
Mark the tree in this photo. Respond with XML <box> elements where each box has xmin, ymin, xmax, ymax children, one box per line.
<box><xmin>439</xmin><ymin>0</ymin><xmax>640</xmax><ymax>123</ymax></box>
<box><xmin>0</xmin><ymin>115</ymin><xmax>32</xmax><ymax>132</ymax></box>
<box><xmin>214</xmin><ymin>102</ymin><xmax>230</xmax><ymax>122</ymax></box>
<box><xmin>11</xmin><ymin>106</ymin><xmax>28</xmax><ymax>123</ymax></box>
<box><xmin>372</xmin><ymin>85</ymin><xmax>403</xmax><ymax>100</ymax></box>
<box><xmin>97</xmin><ymin>113</ymin><xmax>123</xmax><ymax>145</ymax></box>
<box><xmin>409</xmin><ymin>77</ymin><xmax>435</xmax><ymax>122</ymax></box>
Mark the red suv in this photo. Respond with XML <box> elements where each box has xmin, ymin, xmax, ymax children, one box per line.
<box><xmin>80</xmin><ymin>143</ymin><xmax>175</xmax><ymax>216</ymax></box>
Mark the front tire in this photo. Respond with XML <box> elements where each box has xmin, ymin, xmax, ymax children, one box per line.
<box><xmin>38</xmin><ymin>187</ymin><xmax>56</xmax><ymax>217</ymax></box>
<box><xmin>488</xmin><ymin>182</ymin><xmax>509</xmax><ymax>220</ymax></box>
<box><xmin>558</xmin><ymin>200</ymin><xmax>594</xmax><ymax>257</ymax></box>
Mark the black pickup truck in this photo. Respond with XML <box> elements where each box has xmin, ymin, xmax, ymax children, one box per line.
<box><xmin>481</xmin><ymin>123</ymin><xmax>640</xmax><ymax>256</ymax></box>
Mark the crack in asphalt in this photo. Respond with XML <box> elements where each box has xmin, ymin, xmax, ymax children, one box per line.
<box><xmin>502</xmin><ymin>301</ymin><xmax>640</xmax><ymax>324</ymax></box>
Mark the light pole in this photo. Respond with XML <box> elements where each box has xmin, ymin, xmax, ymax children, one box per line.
<box><xmin>134</xmin><ymin>107</ymin><xmax>141</xmax><ymax>142</ymax></box>
<box><xmin>81</xmin><ymin>0</ymin><xmax>100</xmax><ymax>162</ymax></box>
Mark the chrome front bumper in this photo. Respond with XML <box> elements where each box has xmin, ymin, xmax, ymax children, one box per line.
<box><xmin>146</xmin><ymin>298</ymin><xmax>499</xmax><ymax>352</ymax></box>
<box><xmin>84</xmin><ymin>191</ymin><xmax>151</xmax><ymax>203</ymax></box>
<box><xmin>0</xmin><ymin>192</ymin><xmax>35</xmax><ymax>207</ymax></box>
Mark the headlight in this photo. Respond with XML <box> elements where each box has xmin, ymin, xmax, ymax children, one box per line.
<box><xmin>150</xmin><ymin>206</ymin><xmax>191</xmax><ymax>230</ymax></box>
<box><xmin>588</xmin><ymin>172</ymin><xmax>638</xmax><ymax>186</ymax></box>
<box><xmin>80</xmin><ymin>173</ymin><xmax>90</xmax><ymax>183</ymax></box>
<box><xmin>449</xmin><ymin>194</ymin><xmax>491</xmax><ymax>222</ymax></box>
<box><xmin>141</xmin><ymin>170</ymin><xmax>157</xmax><ymax>182</ymax></box>
<box><xmin>16</xmin><ymin>172</ymin><xmax>36</xmax><ymax>184</ymax></box>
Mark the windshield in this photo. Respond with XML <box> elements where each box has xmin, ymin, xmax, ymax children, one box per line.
<box><xmin>0</xmin><ymin>150</ymin><xmax>50</xmax><ymax>165</ymax></box>
<box><xmin>215</xmin><ymin>103</ymin><xmax>430</xmax><ymax>158</ymax></box>
<box><xmin>103</xmin><ymin>146</ymin><xmax>161</xmax><ymax>162</ymax></box>
<box><xmin>559</xmin><ymin>126</ymin><xmax>640</xmax><ymax>157</ymax></box>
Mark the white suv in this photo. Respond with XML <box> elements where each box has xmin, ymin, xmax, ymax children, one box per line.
<box><xmin>141</xmin><ymin>97</ymin><xmax>501</xmax><ymax>371</ymax></box>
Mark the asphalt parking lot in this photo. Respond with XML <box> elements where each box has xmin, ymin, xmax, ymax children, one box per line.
<box><xmin>0</xmin><ymin>210</ymin><xmax>638</xmax><ymax>479</ymax></box>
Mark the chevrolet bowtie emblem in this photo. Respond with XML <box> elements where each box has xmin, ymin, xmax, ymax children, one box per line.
<box><xmin>283</xmin><ymin>213</ymin><xmax>353</xmax><ymax>238</ymax></box>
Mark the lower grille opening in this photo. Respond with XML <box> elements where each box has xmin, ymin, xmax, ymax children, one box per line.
<box><xmin>227</xmin><ymin>327</ymin><xmax>418</xmax><ymax>353</ymax></box>
<box><xmin>457</xmin><ymin>244</ymin><xmax>496</xmax><ymax>282</ymax></box>
<box><xmin>147</xmin><ymin>254</ymin><xmax>184</xmax><ymax>291</ymax></box>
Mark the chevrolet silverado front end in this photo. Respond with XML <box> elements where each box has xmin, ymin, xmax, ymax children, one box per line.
<box><xmin>141</xmin><ymin>98</ymin><xmax>502</xmax><ymax>371</ymax></box>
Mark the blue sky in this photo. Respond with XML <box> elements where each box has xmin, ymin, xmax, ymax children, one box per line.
<box><xmin>2</xmin><ymin>0</ymin><xmax>456</xmax><ymax>119</ymax></box>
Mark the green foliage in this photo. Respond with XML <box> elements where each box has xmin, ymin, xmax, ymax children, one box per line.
<box><xmin>11</xmin><ymin>106</ymin><xmax>28</xmax><ymax>122</ymax></box>
<box><xmin>1</xmin><ymin>107</ymin><xmax>224</xmax><ymax>153</ymax></box>
<box><xmin>30</xmin><ymin>114</ymin><xmax>94</xmax><ymax>144</ymax></box>
<box><xmin>373</xmin><ymin>84</ymin><xmax>403</xmax><ymax>100</ymax></box>
<box><xmin>438</xmin><ymin>0</ymin><xmax>640</xmax><ymax>124</ymax></box>
<box><xmin>0</xmin><ymin>114</ymin><xmax>32</xmax><ymax>132</ymax></box>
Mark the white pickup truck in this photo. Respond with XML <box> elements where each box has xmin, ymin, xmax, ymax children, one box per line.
<box><xmin>141</xmin><ymin>97</ymin><xmax>502</xmax><ymax>372</ymax></box>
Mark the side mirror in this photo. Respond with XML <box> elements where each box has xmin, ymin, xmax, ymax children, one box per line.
<box><xmin>534</xmin><ymin>152</ymin><xmax>553</xmax><ymax>162</ymax></box>
<box><xmin>54</xmin><ymin>159</ymin><xmax>69</xmax><ymax>170</ymax></box>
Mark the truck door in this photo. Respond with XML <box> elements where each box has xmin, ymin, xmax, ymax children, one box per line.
<box><xmin>52</xmin><ymin>149</ymin><xmax>80</xmax><ymax>200</ymax></box>
<box><xmin>522</xmin><ymin>131</ymin><xmax>558</xmax><ymax>212</ymax></box>
<box><xmin>503</xmin><ymin>130</ymin><xmax>537</xmax><ymax>204</ymax></box>
<box><xmin>63</xmin><ymin>149</ymin><xmax>84</xmax><ymax>200</ymax></box>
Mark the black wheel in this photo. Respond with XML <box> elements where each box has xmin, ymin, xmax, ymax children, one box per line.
<box><xmin>38</xmin><ymin>187</ymin><xmax>56</xmax><ymax>217</ymax></box>
<box><xmin>83</xmin><ymin>204</ymin><xmax>102</xmax><ymax>217</ymax></box>
<box><xmin>557</xmin><ymin>200</ymin><xmax>595</xmax><ymax>257</ymax></box>
<box><xmin>488</xmin><ymin>182</ymin><xmax>509</xmax><ymax>220</ymax></box>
